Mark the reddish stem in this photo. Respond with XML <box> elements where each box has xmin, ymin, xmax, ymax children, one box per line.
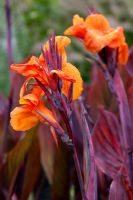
<box><xmin>60</xmin><ymin>108</ymin><xmax>87</xmax><ymax>200</ymax></box>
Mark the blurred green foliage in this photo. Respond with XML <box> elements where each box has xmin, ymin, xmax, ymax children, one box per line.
<box><xmin>1</xmin><ymin>0</ymin><xmax>133</xmax><ymax>96</ymax></box>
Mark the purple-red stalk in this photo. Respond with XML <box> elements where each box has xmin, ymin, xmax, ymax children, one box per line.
<box><xmin>3</xmin><ymin>0</ymin><xmax>14</xmax><ymax>153</ymax></box>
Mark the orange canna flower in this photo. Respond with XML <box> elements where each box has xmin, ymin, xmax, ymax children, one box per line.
<box><xmin>11</xmin><ymin>36</ymin><xmax>83</xmax><ymax>100</ymax></box>
<box><xmin>65</xmin><ymin>14</ymin><xmax>128</xmax><ymax>64</ymax></box>
<box><xmin>10</xmin><ymin>86</ymin><xmax>58</xmax><ymax>131</ymax></box>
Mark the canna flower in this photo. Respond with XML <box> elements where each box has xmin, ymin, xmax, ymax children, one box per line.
<box><xmin>11</xmin><ymin>36</ymin><xmax>83</xmax><ymax>100</ymax></box>
<box><xmin>10</xmin><ymin>35</ymin><xmax>83</xmax><ymax>131</ymax></box>
<box><xmin>65</xmin><ymin>14</ymin><xmax>128</xmax><ymax>65</ymax></box>
<box><xmin>10</xmin><ymin>86</ymin><xmax>58</xmax><ymax>131</ymax></box>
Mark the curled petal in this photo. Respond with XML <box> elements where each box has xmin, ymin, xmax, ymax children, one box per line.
<box><xmin>64</xmin><ymin>15</ymin><xmax>86</xmax><ymax>39</ymax></box>
<box><xmin>65</xmin><ymin>25</ymin><xmax>86</xmax><ymax>39</ymax></box>
<box><xmin>84</xmin><ymin>27</ymin><xmax>125</xmax><ymax>53</ymax></box>
<box><xmin>11</xmin><ymin>56</ymin><xmax>40</xmax><ymax>76</ymax></box>
<box><xmin>20</xmin><ymin>77</ymin><xmax>34</xmax><ymax>98</ymax></box>
<box><xmin>19</xmin><ymin>94</ymin><xmax>39</xmax><ymax>106</ymax></box>
<box><xmin>118</xmin><ymin>43</ymin><xmax>128</xmax><ymax>65</ymax></box>
<box><xmin>55</xmin><ymin>36</ymin><xmax>71</xmax><ymax>50</ymax></box>
<box><xmin>49</xmin><ymin>69</ymin><xmax>76</xmax><ymax>82</ymax></box>
<box><xmin>62</xmin><ymin>63</ymin><xmax>83</xmax><ymax>100</ymax></box>
<box><xmin>10</xmin><ymin>106</ymin><xmax>39</xmax><ymax>131</ymax></box>
<box><xmin>10</xmin><ymin>63</ymin><xmax>39</xmax><ymax>77</ymax></box>
<box><xmin>11</xmin><ymin>56</ymin><xmax>48</xmax><ymax>84</ymax></box>
<box><xmin>35</xmin><ymin>103</ymin><xmax>58</xmax><ymax>126</ymax></box>
<box><xmin>107</xmin><ymin>27</ymin><xmax>125</xmax><ymax>48</ymax></box>
<box><xmin>73</xmin><ymin>14</ymin><xmax>84</xmax><ymax>25</ymax></box>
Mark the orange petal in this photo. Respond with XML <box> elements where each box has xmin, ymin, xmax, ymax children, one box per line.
<box><xmin>62</xmin><ymin>63</ymin><xmax>83</xmax><ymax>100</ymax></box>
<box><xmin>10</xmin><ymin>106</ymin><xmax>39</xmax><ymax>131</ymax></box>
<box><xmin>55</xmin><ymin>36</ymin><xmax>71</xmax><ymax>50</ymax></box>
<box><xmin>107</xmin><ymin>27</ymin><xmax>125</xmax><ymax>48</ymax></box>
<box><xmin>28</xmin><ymin>56</ymin><xmax>39</xmax><ymax>64</ymax></box>
<box><xmin>10</xmin><ymin>63</ymin><xmax>39</xmax><ymax>77</ymax></box>
<box><xmin>85</xmin><ymin>14</ymin><xmax>110</xmax><ymax>32</ymax></box>
<box><xmin>31</xmin><ymin>86</ymin><xmax>44</xmax><ymax>98</ymax></box>
<box><xmin>118</xmin><ymin>43</ymin><xmax>128</xmax><ymax>65</ymax></box>
<box><xmin>64</xmin><ymin>15</ymin><xmax>86</xmax><ymax>39</ymax></box>
<box><xmin>84</xmin><ymin>30</ymin><xmax>106</xmax><ymax>52</ymax></box>
<box><xmin>20</xmin><ymin>77</ymin><xmax>34</xmax><ymax>98</ymax></box>
<box><xmin>11</xmin><ymin>56</ymin><xmax>40</xmax><ymax>77</ymax></box>
<box><xmin>64</xmin><ymin>25</ymin><xmax>86</xmax><ymax>39</ymax></box>
<box><xmin>19</xmin><ymin>85</ymin><xmax>44</xmax><ymax>106</ymax></box>
<box><xmin>84</xmin><ymin>27</ymin><xmax>125</xmax><ymax>53</ymax></box>
<box><xmin>19</xmin><ymin>94</ymin><xmax>39</xmax><ymax>106</ymax></box>
<box><xmin>35</xmin><ymin>103</ymin><xmax>57</xmax><ymax>126</ymax></box>
<box><xmin>73</xmin><ymin>14</ymin><xmax>84</xmax><ymax>25</ymax></box>
<box><xmin>11</xmin><ymin>56</ymin><xmax>48</xmax><ymax>85</ymax></box>
<box><xmin>49</xmin><ymin>70</ymin><xmax>76</xmax><ymax>82</ymax></box>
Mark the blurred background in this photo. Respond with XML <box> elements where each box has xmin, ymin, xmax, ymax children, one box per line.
<box><xmin>1</xmin><ymin>1</ymin><xmax>133</xmax><ymax>199</ymax></box>
<box><xmin>1</xmin><ymin>0</ymin><xmax>133</xmax><ymax>96</ymax></box>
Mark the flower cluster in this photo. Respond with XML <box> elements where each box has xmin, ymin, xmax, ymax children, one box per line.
<box><xmin>10</xmin><ymin>35</ymin><xmax>83</xmax><ymax>131</ymax></box>
<box><xmin>65</xmin><ymin>13</ymin><xmax>128</xmax><ymax>65</ymax></box>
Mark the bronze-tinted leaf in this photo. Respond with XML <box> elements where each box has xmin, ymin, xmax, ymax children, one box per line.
<box><xmin>92</xmin><ymin>109</ymin><xmax>127</xmax><ymax>179</ymax></box>
<box><xmin>109</xmin><ymin>177</ymin><xmax>129</xmax><ymax>200</ymax></box>
<box><xmin>6</xmin><ymin>128</ymin><xmax>36</xmax><ymax>185</ymax></box>
<box><xmin>87</xmin><ymin>66</ymin><xmax>116</xmax><ymax>121</ymax></box>
<box><xmin>20</xmin><ymin>133</ymin><xmax>41</xmax><ymax>200</ymax></box>
<box><xmin>126</xmin><ymin>46</ymin><xmax>133</xmax><ymax>77</ymax></box>
<box><xmin>38</xmin><ymin>123</ymin><xmax>71</xmax><ymax>200</ymax></box>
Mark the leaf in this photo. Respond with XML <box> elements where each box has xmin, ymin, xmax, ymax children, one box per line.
<box><xmin>38</xmin><ymin>123</ymin><xmax>71</xmax><ymax>199</ymax></box>
<box><xmin>6</xmin><ymin>128</ymin><xmax>37</xmax><ymax>185</ymax></box>
<box><xmin>126</xmin><ymin>46</ymin><xmax>133</xmax><ymax>77</ymax></box>
<box><xmin>109</xmin><ymin>176</ymin><xmax>129</xmax><ymax>200</ymax></box>
<box><xmin>81</xmin><ymin>103</ymin><xmax>97</xmax><ymax>200</ymax></box>
<box><xmin>20</xmin><ymin>133</ymin><xmax>41</xmax><ymax>200</ymax></box>
<box><xmin>38</xmin><ymin>124</ymin><xmax>56</xmax><ymax>184</ymax></box>
<box><xmin>113</xmin><ymin>70</ymin><xmax>133</xmax><ymax>151</ymax></box>
<box><xmin>128</xmin><ymin>84</ymin><xmax>133</xmax><ymax>125</ymax></box>
<box><xmin>92</xmin><ymin>109</ymin><xmax>127</xmax><ymax>179</ymax></box>
<box><xmin>114</xmin><ymin>70</ymin><xmax>133</xmax><ymax>188</ymax></box>
<box><xmin>70</xmin><ymin>104</ymin><xmax>83</xmax><ymax>167</ymax></box>
<box><xmin>87</xmin><ymin>66</ymin><xmax>116</xmax><ymax>121</ymax></box>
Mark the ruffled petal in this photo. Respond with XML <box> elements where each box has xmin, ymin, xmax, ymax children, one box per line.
<box><xmin>107</xmin><ymin>27</ymin><xmax>125</xmax><ymax>48</ymax></box>
<box><xmin>10</xmin><ymin>56</ymin><xmax>40</xmax><ymax>77</ymax></box>
<box><xmin>20</xmin><ymin>85</ymin><xmax>44</xmax><ymax>106</ymax></box>
<box><xmin>10</xmin><ymin>106</ymin><xmax>39</xmax><ymax>131</ymax></box>
<box><xmin>73</xmin><ymin>14</ymin><xmax>84</xmax><ymax>25</ymax></box>
<box><xmin>62</xmin><ymin>63</ymin><xmax>83</xmax><ymax>100</ymax></box>
<box><xmin>84</xmin><ymin>30</ymin><xmax>106</xmax><ymax>52</ymax></box>
<box><xmin>85</xmin><ymin>14</ymin><xmax>110</xmax><ymax>31</ymax></box>
<box><xmin>64</xmin><ymin>15</ymin><xmax>86</xmax><ymax>39</ymax></box>
<box><xmin>84</xmin><ymin>27</ymin><xmax>126</xmax><ymax>53</ymax></box>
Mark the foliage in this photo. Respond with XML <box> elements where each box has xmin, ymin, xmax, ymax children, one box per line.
<box><xmin>1</xmin><ymin>1</ymin><xmax>133</xmax><ymax>200</ymax></box>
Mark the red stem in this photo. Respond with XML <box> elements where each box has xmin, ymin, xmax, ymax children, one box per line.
<box><xmin>60</xmin><ymin>110</ymin><xmax>87</xmax><ymax>200</ymax></box>
<box><xmin>3</xmin><ymin>0</ymin><xmax>14</xmax><ymax>153</ymax></box>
